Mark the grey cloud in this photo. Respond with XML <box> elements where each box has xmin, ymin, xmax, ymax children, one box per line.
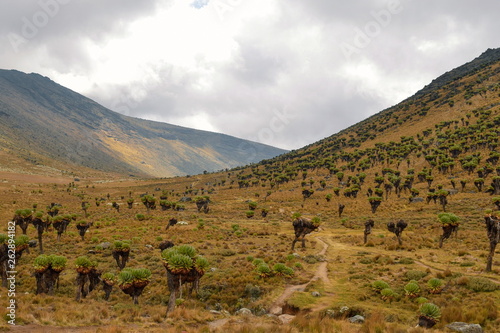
<box><xmin>1</xmin><ymin>0</ymin><xmax>499</xmax><ymax>151</ymax></box>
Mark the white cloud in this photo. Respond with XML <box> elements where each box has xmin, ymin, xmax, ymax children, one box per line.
<box><xmin>1</xmin><ymin>0</ymin><xmax>499</xmax><ymax>150</ymax></box>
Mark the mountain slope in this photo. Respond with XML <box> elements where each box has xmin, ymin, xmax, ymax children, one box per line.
<box><xmin>0</xmin><ymin>70</ymin><xmax>287</xmax><ymax>177</ymax></box>
<box><xmin>253</xmin><ymin>48</ymin><xmax>500</xmax><ymax>171</ymax></box>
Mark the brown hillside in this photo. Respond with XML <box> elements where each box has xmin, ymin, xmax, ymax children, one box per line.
<box><xmin>0</xmin><ymin>49</ymin><xmax>499</xmax><ymax>332</ymax></box>
<box><xmin>0</xmin><ymin>70</ymin><xmax>287</xmax><ymax>178</ymax></box>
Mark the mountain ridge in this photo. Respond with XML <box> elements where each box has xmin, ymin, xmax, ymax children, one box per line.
<box><xmin>0</xmin><ymin>69</ymin><xmax>287</xmax><ymax>177</ymax></box>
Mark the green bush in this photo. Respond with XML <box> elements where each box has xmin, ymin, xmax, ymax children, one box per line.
<box><xmin>273</xmin><ymin>263</ymin><xmax>294</xmax><ymax>277</ymax></box>
<box><xmin>427</xmin><ymin>278</ymin><xmax>444</xmax><ymax>293</ymax></box>
<box><xmin>419</xmin><ymin>303</ymin><xmax>441</xmax><ymax>321</ymax></box>
<box><xmin>256</xmin><ymin>263</ymin><xmax>272</xmax><ymax>278</ymax></box>
<box><xmin>467</xmin><ymin>277</ymin><xmax>499</xmax><ymax>292</ymax></box>
<box><xmin>372</xmin><ymin>280</ymin><xmax>390</xmax><ymax>292</ymax></box>
<box><xmin>437</xmin><ymin>212</ymin><xmax>459</xmax><ymax>225</ymax></box>
<box><xmin>404</xmin><ymin>282</ymin><xmax>420</xmax><ymax>298</ymax></box>
<box><xmin>405</xmin><ymin>270</ymin><xmax>427</xmax><ymax>281</ymax></box>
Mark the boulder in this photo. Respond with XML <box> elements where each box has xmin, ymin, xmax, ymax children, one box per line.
<box><xmin>179</xmin><ymin>197</ymin><xmax>192</xmax><ymax>202</ymax></box>
<box><xmin>311</xmin><ymin>291</ymin><xmax>321</xmax><ymax>297</ymax></box>
<box><xmin>410</xmin><ymin>197</ymin><xmax>425</xmax><ymax>203</ymax></box>
<box><xmin>98</xmin><ymin>242</ymin><xmax>112</xmax><ymax>249</ymax></box>
<box><xmin>278</xmin><ymin>314</ymin><xmax>295</xmax><ymax>324</ymax></box>
<box><xmin>348</xmin><ymin>315</ymin><xmax>365</xmax><ymax>324</ymax></box>
<box><xmin>446</xmin><ymin>322</ymin><xmax>483</xmax><ymax>333</ymax></box>
<box><xmin>235</xmin><ymin>308</ymin><xmax>253</xmax><ymax>316</ymax></box>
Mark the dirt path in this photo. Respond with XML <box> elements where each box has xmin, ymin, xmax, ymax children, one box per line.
<box><xmin>268</xmin><ymin>237</ymin><xmax>330</xmax><ymax>315</ymax></box>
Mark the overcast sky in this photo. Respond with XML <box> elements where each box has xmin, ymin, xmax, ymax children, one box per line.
<box><xmin>1</xmin><ymin>0</ymin><xmax>499</xmax><ymax>150</ymax></box>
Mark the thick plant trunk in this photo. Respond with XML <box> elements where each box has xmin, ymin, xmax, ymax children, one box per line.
<box><xmin>486</xmin><ymin>241</ymin><xmax>497</xmax><ymax>272</ymax></box>
<box><xmin>103</xmin><ymin>282</ymin><xmax>113</xmax><ymax>300</ymax></box>
<box><xmin>166</xmin><ymin>271</ymin><xmax>179</xmax><ymax>315</ymax></box>
<box><xmin>439</xmin><ymin>224</ymin><xmax>454</xmax><ymax>248</ymax></box>
<box><xmin>75</xmin><ymin>273</ymin><xmax>89</xmax><ymax>301</ymax></box>
<box><xmin>418</xmin><ymin>316</ymin><xmax>436</xmax><ymax>328</ymax></box>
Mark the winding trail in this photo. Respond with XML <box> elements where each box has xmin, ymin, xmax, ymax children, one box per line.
<box><xmin>268</xmin><ymin>237</ymin><xmax>330</xmax><ymax>315</ymax></box>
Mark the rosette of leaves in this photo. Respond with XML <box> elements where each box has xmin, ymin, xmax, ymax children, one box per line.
<box><xmin>15</xmin><ymin>209</ymin><xmax>33</xmax><ymax>218</ymax></box>
<box><xmin>113</xmin><ymin>240</ymin><xmax>130</xmax><ymax>252</ymax></box>
<box><xmin>415</xmin><ymin>297</ymin><xmax>429</xmax><ymax>304</ymax></box>
<box><xmin>311</xmin><ymin>216</ymin><xmax>321</xmax><ymax>227</ymax></box>
<box><xmin>176</xmin><ymin>244</ymin><xmax>197</xmax><ymax>258</ymax></box>
<box><xmin>380</xmin><ymin>288</ymin><xmax>395</xmax><ymax>301</ymax></box>
<box><xmin>161</xmin><ymin>247</ymin><xmax>177</xmax><ymax>264</ymax></box>
<box><xmin>427</xmin><ymin>278</ymin><xmax>444</xmax><ymax>294</ymax></box>
<box><xmin>102</xmin><ymin>272</ymin><xmax>116</xmax><ymax>286</ymax></box>
<box><xmin>256</xmin><ymin>263</ymin><xmax>272</xmax><ymax>278</ymax></box>
<box><xmin>252</xmin><ymin>258</ymin><xmax>264</xmax><ymax>266</ymax></box>
<box><xmin>165</xmin><ymin>254</ymin><xmax>193</xmax><ymax>274</ymax></box>
<box><xmin>117</xmin><ymin>269</ymin><xmax>135</xmax><ymax>290</ymax></box>
<box><xmin>437</xmin><ymin>212</ymin><xmax>459</xmax><ymax>226</ymax></box>
<box><xmin>372</xmin><ymin>280</ymin><xmax>390</xmax><ymax>292</ymax></box>
<box><xmin>194</xmin><ymin>256</ymin><xmax>209</xmax><ymax>275</ymax></box>
<box><xmin>248</xmin><ymin>201</ymin><xmax>258</xmax><ymax>210</ymax></box>
<box><xmin>131</xmin><ymin>268</ymin><xmax>152</xmax><ymax>288</ymax></box>
<box><xmin>404</xmin><ymin>282</ymin><xmax>421</xmax><ymax>298</ymax></box>
<box><xmin>418</xmin><ymin>303</ymin><xmax>441</xmax><ymax>328</ymax></box>
<box><xmin>75</xmin><ymin>256</ymin><xmax>96</xmax><ymax>274</ymax></box>
<box><xmin>14</xmin><ymin>234</ymin><xmax>30</xmax><ymax>251</ymax></box>
<box><xmin>33</xmin><ymin>255</ymin><xmax>51</xmax><ymax>273</ymax></box>
<box><xmin>48</xmin><ymin>255</ymin><xmax>67</xmax><ymax>272</ymax></box>
<box><xmin>273</xmin><ymin>263</ymin><xmax>294</xmax><ymax>277</ymax></box>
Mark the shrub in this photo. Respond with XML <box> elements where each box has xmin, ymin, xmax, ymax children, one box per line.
<box><xmin>380</xmin><ymin>288</ymin><xmax>395</xmax><ymax>301</ymax></box>
<box><xmin>372</xmin><ymin>280</ymin><xmax>390</xmax><ymax>292</ymax></box>
<box><xmin>252</xmin><ymin>258</ymin><xmax>264</xmax><ymax>266</ymax></box>
<box><xmin>405</xmin><ymin>270</ymin><xmax>427</xmax><ymax>281</ymax></box>
<box><xmin>273</xmin><ymin>263</ymin><xmax>294</xmax><ymax>277</ymax></box>
<box><xmin>427</xmin><ymin>278</ymin><xmax>444</xmax><ymax>294</ymax></box>
<box><xmin>467</xmin><ymin>277</ymin><xmax>499</xmax><ymax>292</ymax></box>
<box><xmin>256</xmin><ymin>263</ymin><xmax>272</xmax><ymax>278</ymax></box>
<box><xmin>419</xmin><ymin>303</ymin><xmax>441</xmax><ymax>321</ymax></box>
<box><xmin>404</xmin><ymin>282</ymin><xmax>420</xmax><ymax>298</ymax></box>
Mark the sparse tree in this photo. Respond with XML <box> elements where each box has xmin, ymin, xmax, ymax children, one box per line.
<box><xmin>368</xmin><ymin>197</ymin><xmax>383</xmax><ymax>214</ymax></box>
<box><xmin>141</xmin><ymin>195</ymin><xmax>156</xmax><ymax>213</ymax></box>
<box><xmin>112</xmin><ymin>240</ymin><xmax>130</xmax><ymax>270</ymax></box>
<box><xmin>364</xmin><ymin>219</ymin><xmax>375</xmax><ymax>244</ymax></box>
<box><xmin>162</xmin><ymin>245</ymin><xmax>208</xmax><ymax>315</ymax></box>
<box><xmin>76</xmin><ymin>221</ymin><xmax>92</xmax><ymax>241</ymax></box>
<box><xmin>387</xmin><ymin>220</ymin><xmax>407</xmax><ymax>246</ymax></box>
<box><xmin>117</xmin><ymin>268</ymin><xmax>151</xmax><ymax>305</ymax></box>
<box><xmin>484</xmin><ymin>212</ymin><xmax>500</xmax><ymax>272</ymax></box>
<box><xmin>437</xmin><ymin>213</ymin><xmax>459</xmax><ymax>248</ymax></box>
<box><xmin>75</xmin><ymin>256</ymin><xmax>100</xmax><ymax>301</ymax></box>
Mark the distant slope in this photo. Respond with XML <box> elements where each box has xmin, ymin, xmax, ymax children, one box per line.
<box><xmin>253</xmin><ymin>48</ymin><xmax>500</xmax><ymax>169</ymax></box>
<box><xmin>0</xmin><ymin>70</ymin><xmax>287</xmax><ymax>177</ymax></box>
